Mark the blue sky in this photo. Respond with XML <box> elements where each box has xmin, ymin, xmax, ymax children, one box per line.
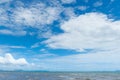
<box><xmin>0</xmin><ymin>0</ymin><xmax>120</xmax><ymax>71</ymax></box>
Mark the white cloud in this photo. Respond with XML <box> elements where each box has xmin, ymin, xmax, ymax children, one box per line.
<box><xmin>13</xmin><ymin>3</ymin><xmax>61</xmax><ymax>28</ymax></box>
<box><xmin>93</xmin><ymin>1</ymin><xmax>103</xmax><ymax>7</ymax></box>
<box><xmin>0</xmin><ymin>1</ymin><xmax>62</xmax><ymax>36</ymax></box>
<box><xmin>61</xmin><ymin>0</ymin><xmax>76</xmax><ymax>4</ymax></box>
<box><xmin>0</xmin><ymin>49</ymin><xmax>35</xmax><ymax>70</ymax></box>
<box><xmin>0</xmin><ymin>45</ymin><xmax>26</xmax><ymax>49</ymax></box>
<box><xmin>45</xmin><ymin>12</ymin><xmax>120</xmax><ymax>52</ymax></box>
<box><xmin>39</xmin><ymin>12</ymin><xmax>120</xmax><ymax>71</ymax></box>
<box><xmin>0</xmin><ymin>29</ymin><xmax>26</xmax><ymax>36</ymax></box>
<box><xmin>0</xmin><ymin>53</ymin><xmax>29</xmax><ymax>65</ymax></box>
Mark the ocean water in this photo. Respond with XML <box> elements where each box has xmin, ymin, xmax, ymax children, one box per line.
<box><xmin>0</xmin><ymin>72</ymin><xmax>120</xmax><ymax>80</ymax></box>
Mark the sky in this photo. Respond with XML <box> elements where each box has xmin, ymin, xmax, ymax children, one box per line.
<box><xmin>0</xmin><ymin>0</ymin><xmax>120</xmax><ymax>71</ymax></box>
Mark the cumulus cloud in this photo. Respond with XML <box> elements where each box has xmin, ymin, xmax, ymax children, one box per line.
<box><xmin>0</xmin><ymin>45</ymin><xmax>26</xmax><ymax>57</ymax></box>
<box><xmin>45</xmin><ymin>12</ymin><xmax>120</xmax><ymax>52</ymax></box>
<box><xmin>0</xmin><ymin>53</ymin><xmax>29</xmax><ymax>65</ymax></box>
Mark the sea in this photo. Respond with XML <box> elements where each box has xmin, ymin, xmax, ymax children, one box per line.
<box><xmin>0</xmin><ymin>71</ymin><xmax>120</xmax><ymax>80</ymax></box>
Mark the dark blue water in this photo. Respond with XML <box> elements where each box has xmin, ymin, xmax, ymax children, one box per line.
<box><xmin>0</xmin><ymin>72</ymin><xmax>120</xmax><ymax>80</ymax></box>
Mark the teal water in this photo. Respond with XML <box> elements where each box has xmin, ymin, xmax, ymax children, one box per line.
<box><xmin>0</xmin><ymin>72</ymin><xmax>120</xmax><ymax>80</ymax></box>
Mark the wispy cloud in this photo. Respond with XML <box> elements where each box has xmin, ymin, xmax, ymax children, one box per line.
<box><xmin>0</xmin><ymin>1</ymin><xmax>63</xmax><ymax>37</ymax></box>
<box><xmin>13</xmin><ymin>5</ymin><xmax>61</xmax><ymax>27</ymax></box>
<box><xmin>0</xmin><ymin>29</ymin><xmax>26</xmax><ymax>36</ymax></box>
<box><xmin>0</xmin><ymin>45</ymin><xmax>26</xmax><ymax>49</ymax></box>
<box><xmin>35</xmin><ymin>53</ymin><xmax>57</xmax><ymax>58</ymax></box>
<box><xmin>61</xmin><ymin>0</ymin><xmax>76</xmax><ymax>4</ymax></box>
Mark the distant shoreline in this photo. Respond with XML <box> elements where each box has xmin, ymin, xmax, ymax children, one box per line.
<box><xmin>0</xmin><ymin>70</ymin><xmax>120</xmax><ymax>73</ymax></box>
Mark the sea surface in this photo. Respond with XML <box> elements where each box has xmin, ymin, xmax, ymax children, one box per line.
<box><xmin>0</xmin><ymin>71</ymin><xmax>120</xmax><ymax>80</ymax></box>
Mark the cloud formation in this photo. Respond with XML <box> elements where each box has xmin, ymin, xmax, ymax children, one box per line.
<box><xmin>0</xmin><ymin>29</ymin><xmax>26</xmax><ymax>36</ymax></box>
<box><xmin>0</xmin><ymin>0</ymin><xmax>120</xmax><ymax>71</ymax></box>
<box><xmin>0</xmin><ymin>1</ymin><xmax>62</xmax><ymax>36</ymax></box>
<box><xmin>45</xmin><ymin>12</ymin><xmax>120</xmax><ymax>52</ymax></box>
<box><xmin>0</xmin><ymin>53</ymin><xmax>29</xmax><ymax>65</ymax></box>
<box><xmin>12</xmin><ymin>4</ymin><xmax>61</xmax><ymax>28</ymax></box>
